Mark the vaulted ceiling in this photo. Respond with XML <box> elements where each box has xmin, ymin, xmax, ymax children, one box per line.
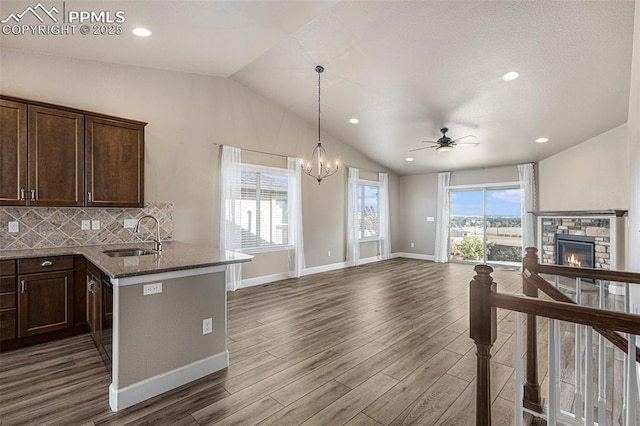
<box><xmin>1</xmin><ymin>0</ymin><xmax>634</xmax><ymax>175</ymax></box>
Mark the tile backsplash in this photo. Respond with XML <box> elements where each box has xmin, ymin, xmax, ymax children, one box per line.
<box><xmin>0</xmin><ymin>203</ymin><xmax>173</xmax><ymax>251</ymax></box>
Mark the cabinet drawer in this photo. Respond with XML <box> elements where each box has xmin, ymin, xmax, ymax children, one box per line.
<box><xmin>0</xmin><ymin>260</ymin><xmax>16</xmax><ymax>276</ymax></box>
<box><xmin>0</xmin><ymin>309</ymin><xmax>16</xmax><ymax>341</ymax></box>
<box><xmin>18</xmin><ymin>256</ymin><xmax>74</xmax><ymax>274</ymax></box>
<box><xmin>0</xmin><ymin>276</ymin><xmax>15</xmax><ymax>293</ymax></box>
<box><xmin>0</xmin><ymin>293</ymin><xmax>15</xmax><ymax>310</ymax></box>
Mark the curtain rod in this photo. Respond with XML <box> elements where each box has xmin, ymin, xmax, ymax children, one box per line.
<box><xmin>214</xmin><ymin>143</ymin><xmax>294</xmax><ymax>160</ymax></box>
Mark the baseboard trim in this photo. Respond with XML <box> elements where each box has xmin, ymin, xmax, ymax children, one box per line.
<box><xmin>303</xmin><ymin>261</ymin><xmax>348</xmax><ymax>276</ymax></box>
<box><xmin>392</xmin><ymin>252</ymin><xmax>435</xmax><ymax>261</ymax></box>
<box><xmin>359</xmin><ymin>256</ymin><xmax>382</xmax><ymax>265</ymax></box>
<box><xmin>109</xmin><ymin>351</ymin><xmax>228</xmax><ymax>412</ymax></box>
<box><xmin>241</xmin><ymin>273</ymin><xmax>291</xmax><ymax>289</ymax></box>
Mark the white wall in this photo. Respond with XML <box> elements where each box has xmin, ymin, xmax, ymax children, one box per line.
<box><xmin>538</xmin><ymin>124</ymin><xmax>629</xmax><ymax>211</ymax></box>
<box><xmin>0</xmin><ymin>48</ymin><xmax>400</xmax><ymax>279</ymax></box>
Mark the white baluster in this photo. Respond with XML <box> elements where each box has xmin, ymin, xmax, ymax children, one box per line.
<box><xmin>575</xmin><ymin>277</ymin><xmax>584</xmax><ymax>421</ymax></box>
<box><xmin>549</xmin><ymin>318</ymin><xmax>558</xmax><ymax>426</ymax></box>
<box><xmin>515</xmin><ymin>312</ymin><xmax>523</xmax><ymax>426</ymax></box>
<box><xmin>623</xmin><ymin>283</ymin><xmax>631</xmax><ymax>423</ymax></box>
<box><xmin>625</xmin><ymin>334</ymin><xmax>638</xmax><ymax>426</ymax></box>
<box><xmin>597</xmin><ymin>280</ymin><xmax>607</xmax><ymax>426</ymax></box>
<box><xmin>585</xmin><ymin>326</ymin><xmax>594</xmax><ymax>425</ymax></box>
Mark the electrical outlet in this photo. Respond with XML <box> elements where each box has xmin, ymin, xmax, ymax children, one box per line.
<box><xmin>327</xmin><ymin>250</ymin><xmax>331</xmax><ymax>257</ymax></box>
<box><xmin>410</xmin><ymin>242</ymin><xmax>415</xmax><ymax>248</ymax></box>
<box><xmin>81</xmin><ymin>220</ymin><xmax>91</xmax><ymax>230</ymax></box>
<box><xmin>202</xmin><ymin>318</ymin><xmax>212</xmax><ymax>335</ymax></box>
<box><xmin>143</xmin><ymin>282</ymin><xmax>162</xmax><ymax>296</ymax></box>
<box><xmin>91</xmin><ymin>220</ymin><xmax>100</xmax><ymax>230</ymax></box>
<box><xmin>124</xmin><ymin>219</ymin><xmax>138</xmax><ymax>229</ymax></box>
<box><xmin>8</xmin><ymin>221</ymin><xmax>19</xmax><ymax>233</ymax></box>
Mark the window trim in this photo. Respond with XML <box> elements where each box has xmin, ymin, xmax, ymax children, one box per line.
<box><xmin>238</xmin><ymin>163</ymin><xmax>290</xmax><ymax>252</ymax></box>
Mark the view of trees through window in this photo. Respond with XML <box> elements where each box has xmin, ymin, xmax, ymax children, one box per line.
<box><xmin>449</xmin><ymin>188</ymin><xmax>522</xmax><ymax>265</ymax></box>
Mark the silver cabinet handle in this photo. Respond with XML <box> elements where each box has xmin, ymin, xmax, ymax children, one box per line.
<box><xmin>88</xmin><ymin>192</ymin><xmax>92</xmax><ymax>202</ymax></box>
<box><xmin>20</xmin><ymin>189</ymin><xmax>25</xmax><ymax>201</ymax></box>
<box><xmin>30</xmin><ymin>189</ymin><xmax>36</xmax><ymax>201</ymax></box>
<box><xmin>41</xmin><ymin>260</ymin><xmax>53</xmax><ymax>267</ymax></box>
<box><xmin>21</xmin><ymin>280</ymin><xmax>25</xmax><ymax>293</ymax></box>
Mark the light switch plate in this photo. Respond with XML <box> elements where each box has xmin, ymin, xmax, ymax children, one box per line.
<box><xmin>8</xmin><ymin>221</ymin><xmax>19</xmax><ymax>233</ymax></box>
<box><xmin>124</xmin><ymin>219</ymin><xmax>137</xmax><ymax>229</ymax></box>
<box><xmin>426</xmin><ymin>217</ymin><xmax>435</xmax><ymax>222</ymax></box>
<box><xmin>91</xmin><ymin>220</ymin><xmax>100</xmax><ymax>230</ymax></box>
<box><xmin>81</xmin><ymin>220</ymin><xmax>90</xmax><ymax>230</ymax></box>
<box><xmin>143</xmin><ymin>282</ymin><xmax>162</xmax><ymax>296</ymax></box>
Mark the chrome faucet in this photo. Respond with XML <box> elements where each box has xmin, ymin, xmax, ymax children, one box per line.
<box><xmin>135</xmin><ymin>215</ymin><xmax>162</xmax><ymax>254</ymax></box>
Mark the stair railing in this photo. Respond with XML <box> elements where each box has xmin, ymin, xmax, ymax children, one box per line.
<box><xmin>470</xmin><ymin>247</ymin><xmax>640</xmax><ymax>425</ymax></box>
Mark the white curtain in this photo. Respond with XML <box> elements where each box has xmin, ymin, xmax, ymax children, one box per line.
<box><xmin>434</xmin><ymin>172</ymin><xmax>450</xmax><ymax>263</ymax></box>
<box><xmin>219</xmin><ymin>145</ymin><xmax>242</xmax><ymax>291</ymax></box>
<box><xmin>378</xmin><ymin>172</ymin><xmax>391</xmax><ymax>260</ymax></box>
<box><xmin>287</xmin><ymin>157</ymin><xmax>305</xmax><ymax>277</ymax></box>
<box><xmin>518</xmin><ymin>163</ymin><xmax>536</xmax><ymax>256</ymax></box>
<box><xmin>346</xmin><ymin>167</ymin><xmax>360</xmax><ymax>266</ymax></box>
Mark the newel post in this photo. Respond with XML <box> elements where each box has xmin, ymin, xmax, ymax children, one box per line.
<box><xmin>522</xmin><ymin>247</ymin><xmax>543</xmax><ymax>413</ymax></box>
<box><xmin>469</xmin><ymin>264</ymin><xmax>497</xmax><ymax>426</ymax></box>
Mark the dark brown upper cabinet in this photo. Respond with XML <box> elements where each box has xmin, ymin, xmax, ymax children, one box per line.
<box><xmin>28</xmin><ymin>105</ymin><xmax>85</xmax><ymax>207</ymax></box>
<box><xmin>86</xmin><ymin>116</ymin><xmax>145</xmax><ymax>208</ymax></box>
<box><xmin>0</xmin><ymin>95</ymin><xmax>146</xmax><ymax>207</ymax></box>
<box><xmin>0</xmin><ymin>99</ymin><xmax>28</xmax><ymax>206</ymax></box>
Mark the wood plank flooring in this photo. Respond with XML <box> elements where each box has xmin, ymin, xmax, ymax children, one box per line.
<box><xmin>1</xmin><ymin>259</ymin><xmax>527</xmax><ymax>425</ymax></box>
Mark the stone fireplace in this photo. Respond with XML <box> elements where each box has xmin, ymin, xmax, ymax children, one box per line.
<box><xmin>534</xmin><ymin>210</ymin><xmax>627</xmax><ymax>294</ymax></box>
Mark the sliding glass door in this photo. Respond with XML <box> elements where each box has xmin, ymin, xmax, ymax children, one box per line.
<box><xmin>449</xmin><ymin>187</ymin><xmax>522</xmax><ymax>266</ymax></box>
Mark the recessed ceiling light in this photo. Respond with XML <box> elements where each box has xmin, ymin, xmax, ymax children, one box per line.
<box><xmin>349</xmin><ymin>118</ymin><xmax>360</xmax><ymax>124</ymax></box>
<box><xmin>132</xmin><ymin>27</ymin><xmax>152</xmax><ymax>37</ymax></box>
<box><xmin>535</xmin><ymin>137</ymin><xmax>549</xmax><ymax>143</ymax></box>
<box><xmin>405</xmin><ymin>157</ymin><xmax>414</xmax><ymax>162</ymax></box>
<box><xmin>502</xmin><ymin>71</ymin><xmax>519</xmax><ymax>81</ymax></box>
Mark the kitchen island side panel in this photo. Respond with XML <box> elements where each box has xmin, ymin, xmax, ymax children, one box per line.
<box><xmin>115</xmin><ymin>271</ymin><xmax>226</xmax><ymax>389</ymax></box>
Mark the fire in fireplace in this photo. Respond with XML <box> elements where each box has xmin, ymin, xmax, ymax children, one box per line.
<box><xmin>556</xmin><ymin>234</ymin><xmax>596</xmax><ymax>270</ymax></box>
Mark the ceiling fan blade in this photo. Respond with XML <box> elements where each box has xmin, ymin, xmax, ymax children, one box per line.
<box><xmin>454</xmin><ymin>142</ymin><xmax>480</xmax><ymax>147</ymax></box>
<box><xmin>420</xmin><ymin>140</ymin><xmax>438</xmax><ymax>144</ymax></box>
<box><xmin>451</xmin><ymin>135</ymin><xmax>476</xmax><ymax>143</ymax></box>
<box><xmin>409</xmin><ymin>146</ymin><xmax>438</xmax><ymax>152</ymax></box>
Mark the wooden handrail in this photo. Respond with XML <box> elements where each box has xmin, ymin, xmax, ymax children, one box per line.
<box><xmin>538</xmin><ymin>263</ymin><xmax>640</xmax><ymax>284</ymax></box>
<box><xmin>470</xmin><ymin>248</ymin><xmax>640</xmax><ymax>425</ymax></box>
<box><xmin>524</xmin><ymin>269</ymin><xmax>640</xmax><ymax>363</ymax></box>
<box><xmin>490</xmin><ymin>292</ymin><xmax>640</xmax><ymax>335</ymax></box>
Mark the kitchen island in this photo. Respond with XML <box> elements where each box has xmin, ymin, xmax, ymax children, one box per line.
<box><xmin>0</xmin><ymin>242</ymin><xmax>252</xmax><ymax>411</ymax></box>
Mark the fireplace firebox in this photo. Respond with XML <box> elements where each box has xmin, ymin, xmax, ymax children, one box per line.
<box><xmin>556</xmin><ymin>234</ymin><xmax>596</xmax><ymax>271</ymax></box>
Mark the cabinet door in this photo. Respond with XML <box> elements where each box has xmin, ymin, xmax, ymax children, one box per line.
<box><xmin>18</xmin><ymin>270</ymin><xmax>74</xmax><ymax>337</ymax></box>
<box><xmin>28</xmin><ymin>106</ymin><xmax>84</xmax><ymax>206</ymax></box>
<box><xmin>86</xmin><ymin>272</ymin><xmax>102</xmax><ymax>347</ymax></box>
<box><xmin>0</xmin><ymin>99</ymin><xmax>28</xmax><ymax>206</ymax></box>
<box><xmin>86</xmin><ymin>116</ymin><xmax>144</xmax><ymax>207</ymax></box>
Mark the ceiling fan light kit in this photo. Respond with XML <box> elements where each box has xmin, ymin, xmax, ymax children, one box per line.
<box><xmin>409</xmin><ymin>127</ymin><xmax>479</xmax><ymax>153</ymax></box>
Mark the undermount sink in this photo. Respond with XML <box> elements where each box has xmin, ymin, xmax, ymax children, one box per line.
<box><xmin>103</xmin><ymin>248</ymin><xmax>156</xmax><ymax>258</ymax></box>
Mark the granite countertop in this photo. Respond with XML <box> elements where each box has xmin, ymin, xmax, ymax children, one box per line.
<box><xmin>0</xmin><ymin>241</ymin><xmax>252</xmax><ymax>279</ymax></box>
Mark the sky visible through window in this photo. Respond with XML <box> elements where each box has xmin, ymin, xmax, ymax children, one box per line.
<box><xmin>450</xmin><ymin>189</ymin><xmax>521</xmax><ymax>217</ymax></box>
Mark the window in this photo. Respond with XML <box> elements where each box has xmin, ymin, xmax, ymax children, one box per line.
<box><xmin>448</xmin><ymin>185</ymin><xmax>522</xmax><ymax>266</ymax></box>
<box><xmin>236</xmin><ymin>165</ymin><xmax>289</xmax><ymax>251</ymax></box>
<box><xmin>357</xmin><ymin>182</ymin><xmax>379</xmax><ymax>240</ymax></box>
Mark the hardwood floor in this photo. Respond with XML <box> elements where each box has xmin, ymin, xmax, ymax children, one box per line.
<box><xmin>0</xmin><ymin>259</ymin><xmax>527</xmax><ymax>425</ymax></box>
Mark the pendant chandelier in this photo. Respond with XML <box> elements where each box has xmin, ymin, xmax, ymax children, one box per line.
<box><xmin>302</xmin><ymin>65</ymin><xmax>339</xmax><ymax>184</ymax></box>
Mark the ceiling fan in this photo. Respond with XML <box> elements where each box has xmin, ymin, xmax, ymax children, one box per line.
<box><xmin>410</xmin><ymin>127</ymin><xmax>479</xmax><ymax>152</ymax></box>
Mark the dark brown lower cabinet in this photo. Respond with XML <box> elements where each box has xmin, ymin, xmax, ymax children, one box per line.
<box><xmin>86</xmin><ymin>266</ymin><xmax>102</xmax><ymax>348</ymax></box>
<box><xmin>0</xmin><ymin>260</ymin><xmax>17</xmax><ymax>341</ymax></box>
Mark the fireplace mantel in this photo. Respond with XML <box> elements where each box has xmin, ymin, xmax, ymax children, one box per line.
<box><xmin>530</xmin><ymin>210</ymin><xmax>627</xmax><ymax>217</ymax></box>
